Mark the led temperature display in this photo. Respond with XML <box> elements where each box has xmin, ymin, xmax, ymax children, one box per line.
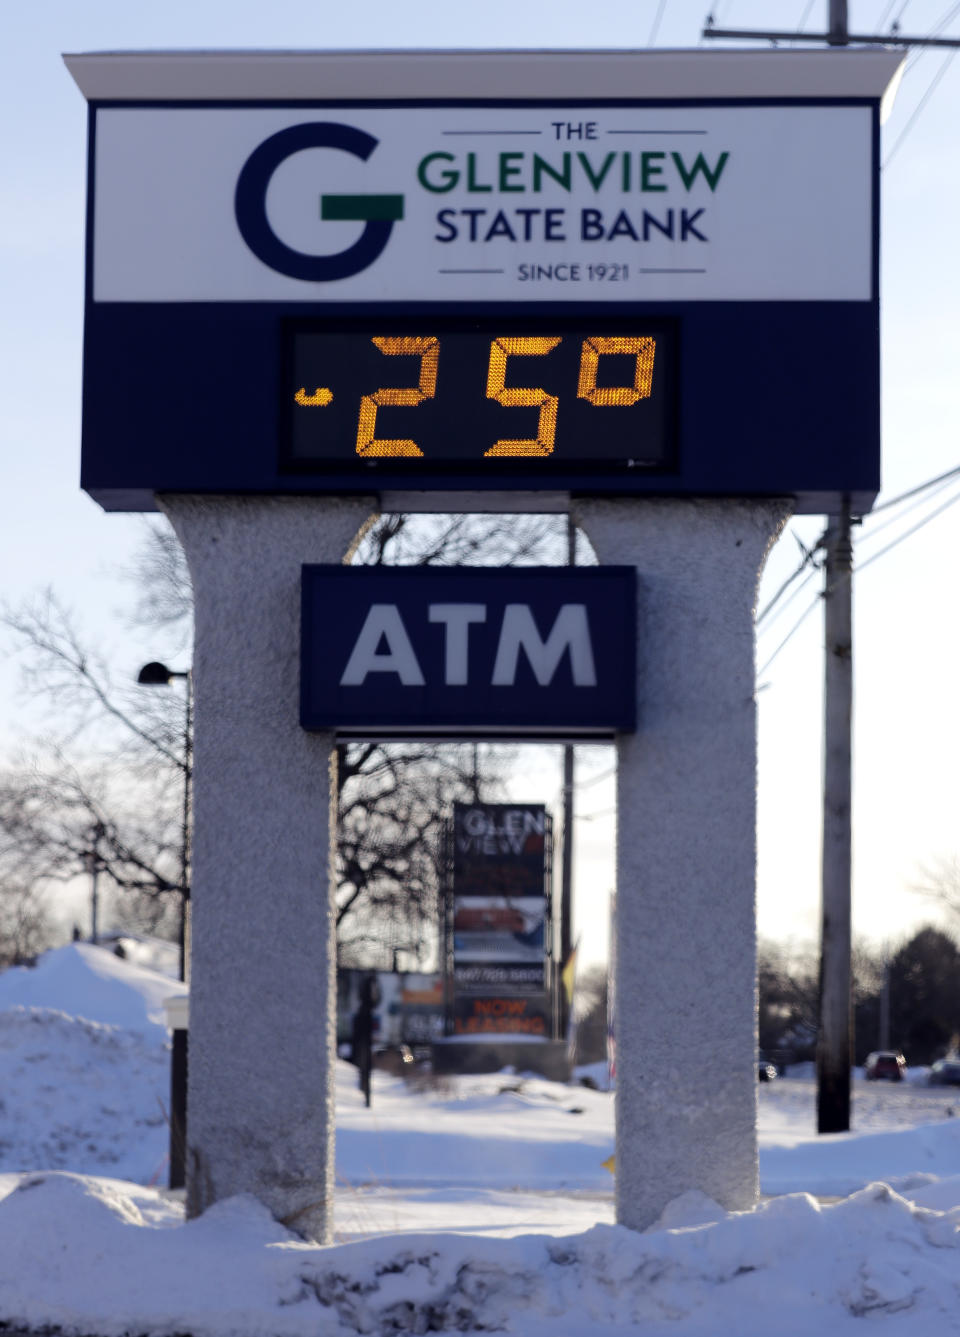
<box><xmin>282</xmin><ymin>323</ymin><xmax>675</xmax><ymax>472</ymax></box>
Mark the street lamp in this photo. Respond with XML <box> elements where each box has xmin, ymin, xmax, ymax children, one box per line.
<box><xmin>137</xmin><ymin>661</ymin><xmax>192</xmax><ymax>983</ymax></box>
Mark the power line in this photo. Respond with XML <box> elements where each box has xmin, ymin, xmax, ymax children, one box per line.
<box><xmin>881</xmin><ymin>0</ymin><xmax>960</xmax><ymax>167</ymax></box>
<box><xmin>884</xmin><ymin>47</ymin><xmax>958</xmax><ymax>166</ymax></box>
<box><xmin>904</xmin><ymin>0</ymin><xmax>960</xmax><ymax>54</ymax></box>
<box><xmin>875</xmin><ymin>0</ymin><xmax>901</xmax><ymax>31</ymax></box>
<box><xmin>758</xmin><ymin>565</ymin><xmax>855</xmax><ymax>678</ymax></box>
<box><xmin>760</xmin><ymin>460</ymin><xmax>960</xmax><ymax>628</ymax></box>
<box><xmin>893</xmin><ymin>0</ymin><xmax>914</xmax><ymax>25</ymax></box>
<box><xmin>648</xmin><ymin>0</ymin><xmax>669</xmax><ymax>46</ymax></box>
<box><xmin>700</xmin><ymin>2</ymin><xmax>730</xmax><ymax>46</ymax></box>
<box><xmin>758</xmin><ymin>562</ymin><xmax>821</xmax><ymax>633</ymax></box>
<box><xmin>866</xmin><ymin>460</ymin><xmax>960</xmax><ymax>514</ymax></box>
<box><xmin>757</xmin><ymin>535</ymin><xmax>822</xmax><ymax>624</ymax></box>
<box><xmin>702</xmin><ymin>0</ymin><xmax>960</xmax><ymax>49</ymax></box>
<box><xmin>758</xmin><ymin>476</ymin><xmax>960</xmax><ymax>677</ymax></box>
<box><xmin>856</xmin><ymin>471</ymin><xmax>960</xmax><ymax>546</ymax></box>
<box><xmin>927</xmin><ymin>0</ymin><xmax>960</xmax><ymax>36</ymax></box>
<box><xmin>856</xmin><ymin>480</ymin><xmax>960</xmax><ymax>572</ymax></box>
<box><xmin>796</xmin><ymin>0</ymin><xmax>818</xmax><ymax>31</ymax></box>
<box><xmin>756</xmin><ymin>595</ymin><xmax>822</xmax><ymax>679</ymax></box>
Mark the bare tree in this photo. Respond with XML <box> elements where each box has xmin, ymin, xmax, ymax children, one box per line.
<box><xmin>0</xmin><ymin>877</ymin><xmax>49</xmax><ymax>967</ymax></box>
<box><xmin>0</xmin><ymin>587</ymin><xmax>188</xmax><ymax>945</ymax></box>
<box><xmin>569</xmin><ymin>961</ymin><xmax>608</xmax><ymax>1066</ymax></box>
<box><xmin>335</xmin><ymin>511</ymin><xmax>565</xmax><ymax>965</ymax></box>
<box><xmin>757</xmin><ymin>939</ymin><xmax>820</xmax><ymax>1059</ymax></box>
<box><xmin>335</xmin><ymin>740</ymin><xmax>516</xmax><ymax>968</ymax></box>
<box><xmin>0</xmin><ymin>511</ymin><xmax>567</xmax><ymax>963</ymax></box>
<box><xmin>356</xmin><ymin>511</ymin><xmax>568</xmax><ymax>570</ymax></box>
<box><xmin>0</xmin><ymin>751</ymin><xmax>184</xmax><ymax>936</ymax></box>
<box><xmin>124</xmin><ymin>520</ymin><xmax>194</xmax><ymax>644</ymax></box>
<box><xmin>912</xmin><ymin>855</ymin><xmax>960</xmax><ymax>931</ymax></box>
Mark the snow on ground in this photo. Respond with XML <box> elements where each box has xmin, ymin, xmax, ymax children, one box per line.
<box><xmin>0</xmin><ymin>1007</ymin><xmax>169</xmax><ymax>1184</ymax></box>
<box><xmin>101</xmin><ymin>934</ymin><xmax>181</xmax><ymax>981</ymax></box>
<box><xmin>0</xmin><ymin>944</ymin><xmax>186</xmax><ymax>1184</ymax></box>
<box><xmin>0</xmin><ymin>941</ymin><xmax>185</xmax><ymax>1035</ymax></box>
<box><xmin>0</xmin><ymin>943</ymin><xmax>958</xmax><ymax>1335</ymax></box>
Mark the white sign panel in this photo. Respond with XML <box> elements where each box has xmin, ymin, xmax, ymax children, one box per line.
<box><xmin>92</xmin><ymin>104</ymin><xmax>872</xmax><ymax>304</ymax></box>
<box><xmin>452</xmin><ymin>898</ymin><xmax>547</xmax><ymax>965</ymax></box>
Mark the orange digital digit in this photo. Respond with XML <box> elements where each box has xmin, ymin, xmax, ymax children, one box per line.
<box><xmin>355</xmin><ymin>336</ymin><xmax>440</xmax><ymax>457</ymax></box>
<box><xmin>484</xmin><ymin>336</ymin><xmax>561</xmax><ymax>457</ymax></box>
<box><xmin>294</xmin><ymin>387</ymin><xmax>333</xmax><ymax>407</ymax></box>
<box><xmin>577</xmin><ymin>336</ymin><xmax>656</xmax><ymax>406</ymax></box>
<box><xmin>287</xmin><ymin>325</ymin><xmax>673</xmax><ymax>471</ymax></box>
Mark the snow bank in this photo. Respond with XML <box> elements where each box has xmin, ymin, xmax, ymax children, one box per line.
<box><xmin>0</xmin><ymin>943</ymin><xmax>185</xmax><ymax>1037</ymax></box>
<box><xmin>2</xmin><ymin>941</ymin><xmax>960</xmax><ymax>1334</ymax></box>
<box><xmin>0</xmin><ymin>943</ymin><xmax>181</xmax><ymax>1184</ymax></box>
<box><xmin>0</xmin><ymin>1007</ymin><xmax>170</xmax><ymax>1182</ymax></box>
<box><xmin>0</xmin><ymin>1173</ymin><xmax>957</xmax><ymax>1337</ymax></box>
<box><xmin>761</xmin><ymin>1117</ymin><xmax>960</xmax><ymax>1197</ymax></box>
<box><xmin>100</xmin><ymin>934</ymin><xmax>180</xmax><ymax>980</ymax></box>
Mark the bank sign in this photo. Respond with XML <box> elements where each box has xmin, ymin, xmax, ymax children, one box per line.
<box><xmin>300</xmin><ymin>566</ymin><xmax>635</xmax><ymax>738</ymax></box>
<box><xmin>93</xmin><ymin>105</ymin><xmax>869</xmax><ymax>303</ymax></box>
<box><xmin>69</xmin><ymin>51</ymin><xmax>896</xmax><ymax>512</ymax></box>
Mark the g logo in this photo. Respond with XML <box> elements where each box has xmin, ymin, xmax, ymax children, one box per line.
<box><xmin>235</xmin><ymin>122</ymin><xmax>401</xmax><ymax>282</ymax></box>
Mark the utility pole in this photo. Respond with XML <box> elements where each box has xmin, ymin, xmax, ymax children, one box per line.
<box><xmin>703</xmin><ymin>0</ymin><xmax>960</xmax><ymax>50</ymax></box>
<box><xmin>136</xmin><ymin>661</ymin><xmax>192</xmax><ymax>981</ymax></box>
<box><xmin>879</xmin><ymin>946</ymin><xmax>892</xmax><ymax>1050</ymax></box>
<box><xmin>817</xmin><ymin>509</ymin><xmax>853</xmax><ymax>1134</ymax></box>
<box><xmin>704</xmin><ymin>0</ymin><xmax>960</xmax><ymax>1135</ymax></box>
<box><xmin>829</xmin><ymin>0</ymin><xmax>848</xmax><ymax>45</ymax></box>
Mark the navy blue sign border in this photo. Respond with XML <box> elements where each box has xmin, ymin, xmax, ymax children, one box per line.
<box><xmin>81</xmin><ymin>297</ymin><xmax>879</xmax><ymax>512</ymax></box>
<box><xmin>81</xmin><ymin>96</ymin><xmax>881</xmax><ymax>514</ymax></box>
<box><xmin>300</xmin><ymin>565</ymin><xmax>637</xmax><ymax>739</ymax></box>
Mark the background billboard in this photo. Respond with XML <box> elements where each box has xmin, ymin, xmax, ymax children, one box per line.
<box><xmin>452</xmin><ymin>994</ymin><xmax>551</xmax><ymax>1038</ymax></box>
<box><xmin>451</xmin><ymin>802</ymin><xmax>548</xmax><ymax>898</ymax></box>
<box><xmin>453</xmin><ymin>897</ymin><xmax>546</xmax><ymax>964</ymax></box>
<box><xmin>445</xmin><ymin>803</ymin><xmax>553</xmax><ymax>1041</ymax></box>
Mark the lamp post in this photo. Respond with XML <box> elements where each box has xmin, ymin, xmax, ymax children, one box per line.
<box><xmin>138</xmin><ymin>659</ymin><xmax>192</xmax><ymax>1191</ymax></box>
<box><xmin>137</xmin><ymin>660</ymin><xmax>192</xmax><ymax>984</ymax></box>
<box><xmin>87</xmin><ymin>820</ymin><xmax>106</xmax><ymax>945</ymax></box>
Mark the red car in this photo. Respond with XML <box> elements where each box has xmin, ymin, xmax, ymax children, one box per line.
<box><xmin>864</xmin><ymin>1050</ymin><xmax>906</xmax><ymax>1081</ymax></box>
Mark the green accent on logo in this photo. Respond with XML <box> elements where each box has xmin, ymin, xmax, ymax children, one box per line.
<box><xmin>321</xmin><ymin>194</ymin><xmax>405</xmax><ymax>221</ymax></box>
<box><xmin>669</xmin><ymin>152</ymin><xmax>729</xmax><ymax>193</ymax></box>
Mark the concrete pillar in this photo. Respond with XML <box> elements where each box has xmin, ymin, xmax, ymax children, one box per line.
<box><xmin>576</xmin><ymin>497</ymin><xmax>790</xmax><ymax>1229</ymax></box>
<box><xmin>160</xmin><ymin>494</ymin><xmax>376</xmax><ymax>1243</ymax></box>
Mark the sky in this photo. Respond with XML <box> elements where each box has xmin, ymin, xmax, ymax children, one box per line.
<box><xmin>3</xmin><ymin>1</ymin><xmax>960</xmax><ymax>966</ymax></box>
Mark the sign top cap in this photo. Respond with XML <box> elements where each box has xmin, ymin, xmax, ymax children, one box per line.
<box><xmin>64</xmin><ymin>47</ymin><xmax>905</xmax><ymax>114</ymax></box>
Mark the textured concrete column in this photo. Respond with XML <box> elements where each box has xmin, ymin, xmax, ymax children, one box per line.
<box><xmin>160</xmin><ymin>494</ymin><xmax>376</xmax><ymax>1243</ymax></box>
<box><xmin>576</xmin><ymin>497</ymin><xmax>790</xmax><ymax>1230</ymax></box>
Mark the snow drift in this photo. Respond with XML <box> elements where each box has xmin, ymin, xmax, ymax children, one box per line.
<box><xmin>0</xmin><ymin>941</ymin><xmax>958</xmax><ymax>1336</ymax></box>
